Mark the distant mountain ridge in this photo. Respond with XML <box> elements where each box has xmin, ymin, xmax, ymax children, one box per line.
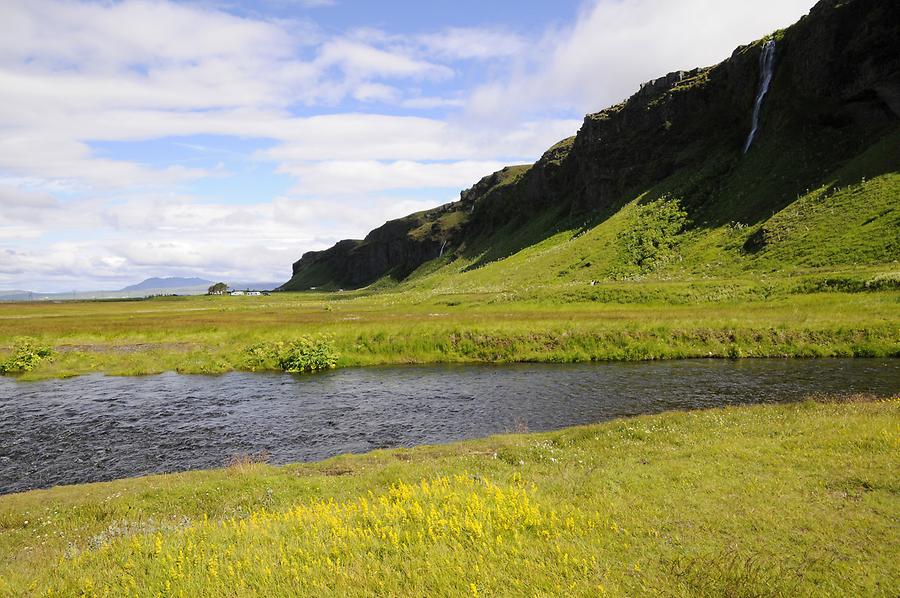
<box><xmin>0</xmin><ymin>278</ymin><xmax>282</xmax><ymax>302</ymax></box>
<box><xmin>121</xmin><ymin>277</ymin><xmax>212</xmax><ymax>291</ymax></box>
<box><xmin>280</xmin><ymin>0</ymin><xmax>899</xmax><ymax>292</ymax></box>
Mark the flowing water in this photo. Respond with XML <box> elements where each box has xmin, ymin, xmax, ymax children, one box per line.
<box><xmin>1</xmin><ymin>358</ymin><xmax>897</xmax><ymax>494</ymax></box>
<box><xmin>743</xmin><ymin>39</ymin><xmax>777</xmax><ymax>153</ymax></box>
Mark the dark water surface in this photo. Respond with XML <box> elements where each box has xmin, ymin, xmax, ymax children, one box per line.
<box><xmin>1</xmin><ymin>359</ymin><xmax>897</xmax><ymax>494</ymax></box>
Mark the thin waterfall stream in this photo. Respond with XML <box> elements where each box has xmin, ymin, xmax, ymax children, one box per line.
<box><xmin>743</xmin><ymin>40</ymin><xmax>777</xmax><ymax>153</ymax></box>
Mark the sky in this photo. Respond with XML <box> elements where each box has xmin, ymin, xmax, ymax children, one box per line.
<box><xmin>0</xmin><ymin>0</ymin><xmax>817</xmax><ymax>292</ymax></box>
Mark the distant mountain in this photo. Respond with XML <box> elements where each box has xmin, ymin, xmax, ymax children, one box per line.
<box><xmin>0</xmin><ymin>291</ymin><xmax>32</xmax><ymax>301</ymax></box>
<box><xmin>0</xmin><ymin>279</ymin><xmax>284</xmax><ymax>302</ymax></box>
<box><xmin>121</xmin><ymin>277</ymin><xmax>212</xmax><ymax>291</ymax></box>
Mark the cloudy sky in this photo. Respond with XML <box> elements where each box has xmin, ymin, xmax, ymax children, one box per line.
<box><xmin>0</xmin><ymin>0</ymin><xmax>817</xmax><ymax>291</ymax></box>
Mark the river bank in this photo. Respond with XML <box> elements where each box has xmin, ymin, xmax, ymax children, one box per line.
<box><xmin>1</xmin><ymin>274</ymin><xmax>898</xmax><ymax>380</ymax></box>
<box><xmin>1</xmin><ymin>396</ymin><xmax>897</xmax><ymax>595</ymax></box>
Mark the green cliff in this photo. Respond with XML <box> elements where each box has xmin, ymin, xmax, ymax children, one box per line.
<box><xmin>280</xmin><ymin>0</ymin><xmax>899</xmax><ymax>292</ymax></box>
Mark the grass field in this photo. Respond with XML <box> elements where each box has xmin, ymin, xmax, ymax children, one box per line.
<box><xmin>0</xmin><ymin>270</ymin><xmax>898</xmax><ymax>380</ymax></box>
<box><xmin>0</xmin><ymin>397</ymin><xmax>896</xmax><ymax>596</ymax></box>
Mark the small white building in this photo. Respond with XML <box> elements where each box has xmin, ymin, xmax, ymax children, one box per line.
<box><xmin>247</xmin><ymin>291</ymin><xmax>262</xmax><ymax>296</ymax></box>
<box><xmin>230</xmin><ymin>290</ymin><xmax>245</xmax><ymax>296</ymax></box>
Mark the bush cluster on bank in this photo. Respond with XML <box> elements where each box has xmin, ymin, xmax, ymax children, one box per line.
<box><xmin>0</xmin><ymin>337</ymin><xmax>53</xmax><ymax>374</ymax></box>
<box><xmin>244</xmin><ymin>337</ymin><xmax>338</xmax><ymax>374</ymax></box>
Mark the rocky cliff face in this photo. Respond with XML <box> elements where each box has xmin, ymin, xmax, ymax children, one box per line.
<box><xmin>286</xmin><ymin>219</ymin><xmax>443</xmax><ymax>290</ymax></box>
<box><xmin>280</xmin><ymin>0</ymin><xmax>899</xmax><ymax>291</ymax></box>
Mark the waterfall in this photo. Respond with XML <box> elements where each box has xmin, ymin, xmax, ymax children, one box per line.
<box><xmin>743</xmin><ymin>40</ymin><xmax>776</xmax><ymax>154</ymax></box>
<box><xmin>439</xmin><ymin>240</ymin><xmax>448</xmax><ymax>257</ymax></box>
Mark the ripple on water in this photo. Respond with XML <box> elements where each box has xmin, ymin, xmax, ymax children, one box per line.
<box><xmin>0</xmin><ymin>359</ymin><xmax>897</xmax><ymax>494</ymax></box>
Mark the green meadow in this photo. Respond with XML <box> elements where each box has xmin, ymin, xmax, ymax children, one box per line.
<box><xmin>1</xmin><ymin>397</ymin><xmax>896</xmax><ymax>596</ymax></box>
<box><xmin>0</xmin><ymin>270</ymin><xmax>897</xmax><ymax>380</ymax></box>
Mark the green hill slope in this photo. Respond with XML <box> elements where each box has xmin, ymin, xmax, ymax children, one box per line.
<box><xmin>279</xmin><ymin>0</ymin><xmax>899</xmax><ymax>294</ymax></box>
<box><xmin>404</xmin><ymin>132</ymin><xmax>899</xmax><ymax>296</ymax></box>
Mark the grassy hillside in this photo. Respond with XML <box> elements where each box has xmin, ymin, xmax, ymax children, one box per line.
<box><xmin>280</xmin><ymin>118</ymin><xmax>898</xmax><ymax>298</ymax></box>
<box><xmin>2</xmin><ymin>137</ymin><xmax>897</xmax><ymax>379</ymax></box>
<box><xmin>399</xmin><ymin>130</ymin><xmax>899</xmax><ymax>295</ymax></box>
<box><xmin>1</xmin><ymin>397</ymin><xmax>896</xmax><ymax>596</ymax></box>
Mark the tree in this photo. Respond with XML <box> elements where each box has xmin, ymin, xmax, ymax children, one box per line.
<box><xmin>208</xmin><ymin>282</ymin><xmax>228</xmax><ymax>295</ymax></box>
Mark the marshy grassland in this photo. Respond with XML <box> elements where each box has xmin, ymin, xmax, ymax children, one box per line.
<box><xmin>0</xmin><ymin>270</ymin><xmax>898</xmax><ymax>380</ymax></box>
<box><xmin>0</xmin><ymin>397</ymin><xmax>896</xmax><ymax>596</ymax></box>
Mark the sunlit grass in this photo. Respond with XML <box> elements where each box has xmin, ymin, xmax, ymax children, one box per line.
<box><xmin>1</xmin><ymin>398</ymin><xmax>897</xmax><ymax>596</ymax></box>
<box><xmin>0</xmin><ymin>276</ymin><xmax>897</xmax><ymax>379</ymax></box>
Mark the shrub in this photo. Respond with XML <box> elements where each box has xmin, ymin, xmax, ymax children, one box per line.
<box><xmin>617</xmin><ymin>196</ymin><xmax>689</xmax><ymax>275</ymax></box>
<box><xmin>277</xmin><ymin>337</ymin><xmax>339</xmax><ymax>373</ymax></box>
<box><xmin>865</xmin><ymin>272</ymin><xmax>900</xmax><ymax>292</ymax></box>
<box><xmin>243</xmin><ymin>342</ymin><xmax>278</xmax><ymax>371</ymax></box>
<box><xmin>0</xmin><ymin>337</ymin><xmax>53</xmax><ymax>374</ymax></box>
<box><xmin>243</xmin><ymin>337</ymin><xmax>338</xmax><ymax>374</ymax></box>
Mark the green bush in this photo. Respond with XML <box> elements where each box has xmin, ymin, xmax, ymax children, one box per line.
<box><xmin>0</xmin><ymin>337</ymin><xmax>53</xmax><ymax>374</ymax></box>
<box><xmin>617</xmin><ymin>196</ymin><xmax>689</xmax><ymax>275</ymax></box>
<box><xmin>243</xmin><ymin>337</ymin><xmax>338</xmax><ymax>374</ymax></box>
<box><xmin>865</xmin><ymin>272</ymin><xmax>900</xmax><ymax>292</ymax></box>
<box><xmin>277</xmin><ymin>338</ymin><xmax>339</xmax><ymax>373</ymax></box>
<box><xmin>243</xmin><ymin>342</ymin><xmax>277</xmax><ymax>371</ymax></box>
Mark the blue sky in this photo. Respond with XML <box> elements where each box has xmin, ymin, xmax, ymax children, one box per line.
<box><xmin>241</xmin><ymin>1</ymin><xmax>583</xmax><ymax>34</ymax></box>
<box><xmin>0</xmin><ymin>0</ymin><xmax>816</xmax><ymax>291</ymax></box>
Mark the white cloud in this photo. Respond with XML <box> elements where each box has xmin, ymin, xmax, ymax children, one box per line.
<box><xmin>0</xmin><ymin>0</ymin><xmax>467</xmax><ymax>191</ymax></box>
<box><xmin>468</xmin><ymin>0</ymin><xmax>817</xmax><ymax>120</ymax></box>
<box><xmin>0</xmin><ymin>191</ymin><xmax>448</xmax><ymax>290</ymax></box>
<box><xmin>0</xmin><ymin>137</ymin><xmax>207</xmax><ymax>189</ymax></box>
<box><xmin>315</xmin><ymin>39</ymin><xmax>451</xmax><ymax>80</ymax></box>
<box><xmin>418</xmin><ymin>28</ymin><xmax>526</xmax><ymax>60</ymax></box>
<box><xmin>257</xmin><ymin>114</ymin><xmax>579</xmax><ymax>163</ymax></box>
<box><xmin>400</xmin><ymin>96</ymin><xmax>466</xmax><ymax>110</ymax></box>
<box><xmin>282</xmin><ymin>160</ymin><xmax>509</xmax><ymax>195</ymax></box>
<box><xmin>351</xmin><ymin>82</ymin><xmax>401</xmax><ymax>103</ymax></box>
<box><xmin>0</xmin><ymin>184</ymin><xmax>103</xmax><ymax>240</ymax></box>
<box><xmin>262</xmin><ymin>0</ymin><xmax>337</xmax><ymax>7</ymax></box>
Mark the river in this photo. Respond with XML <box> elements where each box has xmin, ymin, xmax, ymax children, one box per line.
<box><xmin>1</xmin><ymin>358</ymin><xmax>896</xmax><ymax>494</ymax></box>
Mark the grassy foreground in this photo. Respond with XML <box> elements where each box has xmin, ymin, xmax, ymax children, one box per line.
<box><xmin>0</xmin><ymin>397</ymin><xmax>897</xmax><ymax>596</ymax></box>
<box><xmin>1</xmin><ymin>272</ymin><xmax>898</xmax><ymax>380</ymax></box>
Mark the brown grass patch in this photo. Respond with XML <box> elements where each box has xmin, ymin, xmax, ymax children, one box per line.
<box><xmin>226</xmin><ymin>451</ymin><xmax>270</xmax><ymax>473</ymax></box>
<box><xmin>804</xmin><ymin>393</ymin><xmax>895</xmax><ymax>404</ymax></box>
